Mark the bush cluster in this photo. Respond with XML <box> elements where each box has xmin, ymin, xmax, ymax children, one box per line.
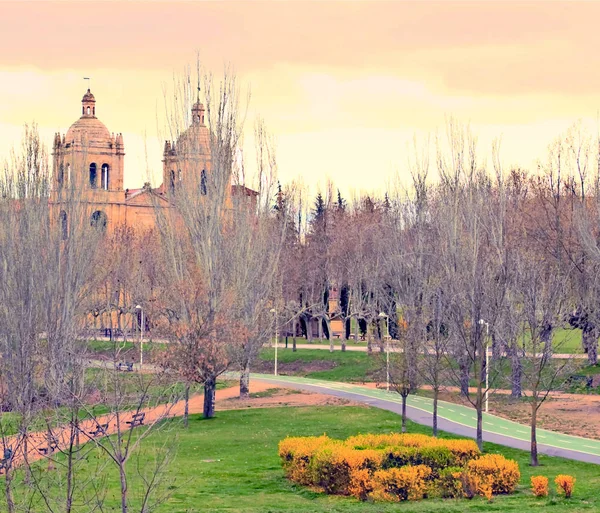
<box><xmin>279</xmin><ymin>433</ymin><xmax>521</xmax><ymax>502</ymax></box>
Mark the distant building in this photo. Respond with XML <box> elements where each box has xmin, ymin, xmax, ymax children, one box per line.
<box><xmin>51</xmin><ymin>89</ymin><xmax>254</xmax><ymax>232</ymax></box>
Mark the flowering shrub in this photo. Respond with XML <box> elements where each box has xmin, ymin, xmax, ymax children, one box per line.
<box><xmin>437</xmin><ymin>467</ymin><xmax>464</xmax><ymax>498</ymax></box>
<box><xmin>555</xmin><ymin>474</ymin><xmax>575</xmax><ymax>498</ymax></box>
<box><xmin>278</xmin><ymin>432</ymin><xmax>519</xmax><ymax>502</ymax></box>
<box><xmin>278</xmin><ymin>435</ymin><xmax>331</xmax><ymax>484</ymax></box>
<box><xmin>531</xmin><ymin>475</ymin><xmax>549</xmax><ymax>497</ymax></box>
<box><xmin>467</xmin><ymin>454</ymin><xmax>520</xmax><ymax>494</ymax></box>
<box><xmin>309</xmin><ymin>443</ymin><xmax>383</xmax><ymax>494</ymax></box>
<box><xmin>370</xmin><ymin>465</ymin><xmax>431</xmax><ymax>502</ymax></box>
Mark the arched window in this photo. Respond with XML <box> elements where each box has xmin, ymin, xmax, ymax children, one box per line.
<box><xmin>57</xmin><ymin>164</ymin><xmax>64</xmax><ymax>189</ymax></box>
<box><xmin>89</xmin><ymin>163</ymin><xmax>97</xmax><ymax>189</ymax></box>
<box><xmin>178</xmin><ymin>169</ymin><xmax>182</xmax><ymax>181</ymax></box>
<box><xmin>59</xmin><ymin>210</ymin><xmax>68</xmax><ymax>240</ymax></box>
<box><xmin>200</xmin><ymin>169</ymin><xmax>207</xmax><ymax>195</ymax></box>
<box><xmin>101</xmin><ymin>164</ymin><xmax>110</xmax><ymax>190</ymax></box>
<box><xmin>90</xmin><ymin>210</ymin><xmax>107</xmax><ymax>230</ymax></box>
<box><xmin>86</xmin><ymin>106</ymin><xmax>91</xmax><ymax>115</ymax></box>
<box><xmin>93</xmin><ymin>106</ymin><xmax>95</xmax><ymax>116</ymax></box>
<box><xmin>66</xmin><ymin>163</ymin><xmax>71</xmax><ymax>185</ymax></box>
<box><xmin>170</xmin><ymin>170</ymin><xmax>176</xmax><ymax>193</ymax></box>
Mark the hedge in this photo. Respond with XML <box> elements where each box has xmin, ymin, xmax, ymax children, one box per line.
<box><xmin>279</xmin><ymin>432</ymin><xmax>520</xmax><ymax>502</ymax></box>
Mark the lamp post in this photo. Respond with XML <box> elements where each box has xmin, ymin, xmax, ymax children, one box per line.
<box><xmin>379</xmin><ymin>312</ymin><xmax>389</xmax><ymax>392</ymax></box>
<box><xmin>136</xmin><ymin>305</ymin><xmax>144</xmax><ymax>370</ymax></box>
<box><xmin>479</xmin><ymin>319</ymin><xmax>490</xmax><ymax>413</ymax></box>
<box><xmin>270</xmin><ymin>308</ymin><xmax>278</xmax><ymax>376</ymax></box>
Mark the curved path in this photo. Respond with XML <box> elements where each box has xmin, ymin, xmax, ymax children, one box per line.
<box><xmin>253</xmin><ymin>373</ymin><xmax>600</xmax><ymax>465</ymax></box>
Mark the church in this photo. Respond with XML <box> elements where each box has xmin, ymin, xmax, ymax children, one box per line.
<box><xmin>50</xmin><ymin>88</ymin><xmax>224</xmax><ymax>231</ymax></box>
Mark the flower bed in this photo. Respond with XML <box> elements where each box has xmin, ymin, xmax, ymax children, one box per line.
<box><xmin>279</xmin><ymin>433</ymin><xmax>520</xmax><ymax>502</ymax></box>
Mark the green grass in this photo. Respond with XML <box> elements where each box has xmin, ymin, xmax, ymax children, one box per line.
<box><xmin>260</xmin><ymin>348</ymin><xmax>382</xmax><ymax>382</ymax></box>
<box><xmin>8</xmin><ymin>406</ymin><xmax>600</xmax><ymax>512</ymax></box>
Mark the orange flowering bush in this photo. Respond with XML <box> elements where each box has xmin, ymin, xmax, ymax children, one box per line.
<box><xmin>555</xmin><ymin>474</ymin><xmax>575</xmax><ymax>498</ymax></box>
<box><xmin>467</xmin><ymin>454</ymin><xmax>520</xmax><ymax>494</ymax></box>
<box><xmin>531</xmin><ymin>475</ymin><xmax>549</xmax><ymax>497</ymax></box>
<box><xmin>370</xmin><ymin>465</ymin><xmax>431</xmax><ymax>502</ymax></box>
<box><xmin>279</xmin><ymin>432</ymin><xmax>519</xmax><ymax>502</ymax></box>
<box><xmin>309</xmin><ymin>443</ymin><xmax>384</xmax><ymax>494</ymax></box>
<box><xmin>278</xmin><ymin>435</ymin><xmax>332</xmax><ymax>484</ymax></box>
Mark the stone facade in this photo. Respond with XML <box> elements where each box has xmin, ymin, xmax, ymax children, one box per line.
<box><xmin>50</xmin><ymin>89</ymin><xmax>216</xmax><ymax>232</ymax></box>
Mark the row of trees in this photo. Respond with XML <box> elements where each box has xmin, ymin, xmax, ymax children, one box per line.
<box><xmin>274</xmin><ymin>121</ymin><xmax>600</xmax><ymax>466</ymax></box>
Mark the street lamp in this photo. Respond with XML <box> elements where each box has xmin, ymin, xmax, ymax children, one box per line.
<box><xmin>136</xmin><ymin>305</ymin><xmax>144</xmax><ymax>370</ymax></box>
<box><xmin>479</xmin><ymin>319</ymin><xmax>490</xmax><ymax>413</ymax></box>
<box><xmin>379</xmin><ymin>312</ymin><xmax>389</xmax><ymax>392</ymax></box>
<box><xmin>270</xmin><ymin>308</ymin><xmax>278</xmax><ymax>376</ymax></box>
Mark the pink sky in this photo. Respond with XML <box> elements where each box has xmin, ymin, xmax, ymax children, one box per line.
<box><xmin>2</xmin><ymin>1</ymin><xmax>600</xmax><ymax>194</ymax></box>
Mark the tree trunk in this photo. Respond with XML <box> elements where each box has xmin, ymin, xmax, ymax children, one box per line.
<box><xmin>119</xmin><ymin>461</ymin><xmax>128</xmax><ymax>513</ymax></box>
<box><xmin>354</xmin><ymin>318</ymin><xmax>359</xmax><ymax>344</ymax></box>
<box><xmin>401</xmin><ymin>393</ymin><xmax>408</xmax><ymax>433</ymax></box>
<box><xmin>292</xmin><ymin>320</ymin><xmax>297</xmax><ymax>352</ymax></box>
<box><xmin>4</xmin><ymin>467</ymin><xmax>15</xmax><ymax>513</ymax></box>
<box><xmin>432</xmin><ymin>388</ymin><xmax>439</xmax><ymax>437</ymax></box>
<box><xmin>510</xmin><ymin>347</ymin><xmax>522</xmax><ymax>399</ymax></box>
<box><xmin>583</xmin><ymin>327</ymin><xmax>598</xmax><ymax>366</ymax></box>
<box><xmin>306</xmin><ymin>317</ymin><xmax>313</xmax><ymax>342</ymax></box>
<box><xmin>341</xmin><ymin>324</ymin><xmax>347</xmax><ymax>352</ymax></box>
<box><xmin>203</xmin><ymin>378</ymin><xmax>216</xmax><ymax>419</ymax></box>
<box><xmin>239</xmin><ymin>360</ymin><xmax>250</xmax><ymax>399</ymax></box>
<box><xmin>476</xmin><ymin>404</ymin><xmax>483</xmax><ymax>452</ymax></box>
<box><xmin>184</xmin><ymin>383</ymin><xmax>191</xmax><ymax>428</ymax></box>
<box><xmin>530</xmin><ymin>399</ymin><xmax>538</xmax><ymax>466</ymax></box>
<box><xmin>367</xmin><ymin>326</ymin><xmax>373</xmax><ymax>354</ymax></box>
<box><xmin>318</xmin><ymin>318</ymin><xmax>323</xmax><ymax>341</ymax></box>
<box><xmin>491</xmin><ymin>332</ymin><xmax>500</xmax><ymax>360</ymax></box>
<box><xmin>459</xmin><ymin>358</ymin><xmax>469</xmax><ymax>397</ymax></box>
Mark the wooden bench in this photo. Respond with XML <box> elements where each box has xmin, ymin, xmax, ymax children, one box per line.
<box><xmin>0</xmin><ymin>448</ymin><xmax>13</xmax><ymax>474</ymax></box>
<box><xmin>89</xmin><ymin>423</ymin><xmax>109</xmax><ymax>437</ymax></box>
<box><xmin>126</xmin><ymin>412</ymin><xmax>145</xmax><ymax>428</ymax></box>
<box><xmin>116</xmin><ymin>362</ymin><xmax>134</xmax><ymax>372</ymax></box>
<box><xmin>38</xmin><ymin>437</ymin><xmax>59</xmax><ymax>455</ymax></box>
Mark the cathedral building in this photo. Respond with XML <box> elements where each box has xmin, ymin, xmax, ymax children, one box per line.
<box><xmin>51</xmin><ymin>88</ymin><xmax>215</xmax><ymax>231</ymax></box>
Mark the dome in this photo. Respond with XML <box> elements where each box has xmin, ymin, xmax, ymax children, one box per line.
<box><xmin>65</xmin><ymin>116</ymin><xmax>112</xmax><ymax>145</ymax></box>
<box><xmin>176</xmin><ymin>123</ymin><xmax>211</xmax><ymax>157</ymax></box>
<box><xmin>82</xmin><ymin>89</ymin><xmax>96</xmax><ymax>103</ymax></box>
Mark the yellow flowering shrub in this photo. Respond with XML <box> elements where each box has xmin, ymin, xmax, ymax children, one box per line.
<box><xmin>278</xmin><ymin>435</ymin><xmax>331</xmax><ymax>484</ymax></box>
<box><xmin>369</xmin><ymin>465</ymin><xmax>432</xmax><ymax>501</ymax></box>
<box><xmin>531</xmin><ymin>475</ymin><xmax>549</xmax><ymax>497</ymax></box>
<box><xmin>279</xmin><ymin>432</ymin><xmax>519</xmax><ymax>502</ymax></box>
<box><xmin>309</xmin><ymin>443</ymin><xmax>384</xmax><ymax>494</ymax></box>
<box><xmin>555</xmin><ymin>474</ymin><xmax>575</xmax><ymax>498</ymax></box>
<box><xmin>467</xmin><ymin>454</ymin><xmax>520</xmax><ymax>494</ymax></box>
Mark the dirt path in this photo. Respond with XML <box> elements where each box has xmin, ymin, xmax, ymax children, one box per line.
<box><xmin>1</xmin><ymin>381</ymin><xmax>354</xmax><ymax>472</ymax></box>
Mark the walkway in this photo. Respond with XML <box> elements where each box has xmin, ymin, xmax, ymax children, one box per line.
<box><xmin>291</xmin><ymin>343</ymin><xmax>586</xmax><ymax>359</ymax></box>
<box><xmin>253</xmin><ymin>373</ymin><xmax>600</xmax><ymax>465</ymax></box>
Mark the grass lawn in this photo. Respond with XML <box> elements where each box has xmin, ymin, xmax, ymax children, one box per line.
<box><xmin>259</xmin><ymin>348</ymin><xmax>383</xmax><ymax>382</ymax></box>
<box><xmin>10</xmin><ymin>405</ymin><xmax>600</xmax><ymax>512</ymax></box>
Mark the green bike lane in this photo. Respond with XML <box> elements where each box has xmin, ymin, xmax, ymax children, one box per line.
<box><xmin>252</xmin><ymin>373</ymin><xmax>600</xmax><ymax>465</ymax></box>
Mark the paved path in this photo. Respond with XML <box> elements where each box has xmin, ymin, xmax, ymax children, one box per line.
<box><xmin>252</xmin><ymin>373</ymin><xmax>600</xmax><ymax>465</ymax></box>
<box><xmin>291</xmin><ymin>343</ymin><xmax>586</xmax><ymax>359</ymax></box>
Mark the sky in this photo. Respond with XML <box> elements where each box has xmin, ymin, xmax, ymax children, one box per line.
<box><xmin>2</xmin><ymin>1</ymin><xmax>600</xmax><ymax>196</ymax></box>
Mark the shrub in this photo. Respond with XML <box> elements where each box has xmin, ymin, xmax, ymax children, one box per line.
<box><xmin>309</xmin><ymin>443</ymin><xmax>384</xmax><ymax>495</ymax></box>
<box><xmin>348</xmin><ymin>468</ymin><xmax>373</xmax><ymax>500</ymax></box>
<box><xmin>555</xmin><ymin>474</ymin><xmax>575</xmax><ymax>498</ymax></box>
<box><xmin>467</xmin><ymin>454</ymin><xmax>520</xmax><ymax>494</ymax></box>
<box><xmin>278</xmin><ymin>435</ymin><xmax>331</xmax><ymax>485</ymax></box>
<box><xmin>531</xmin><ymin>475</ymin><xmax>549</xmax><ymax>497</ymax></box>
<box><xmin>436</xmin><ymin>467</ymin><xmax>464</xmax><ymax>498</ymax></box>
<box><xmin>369</xmin><ymin>465</ymin><xmax>432</xmax><ymax>502</ymax></box>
